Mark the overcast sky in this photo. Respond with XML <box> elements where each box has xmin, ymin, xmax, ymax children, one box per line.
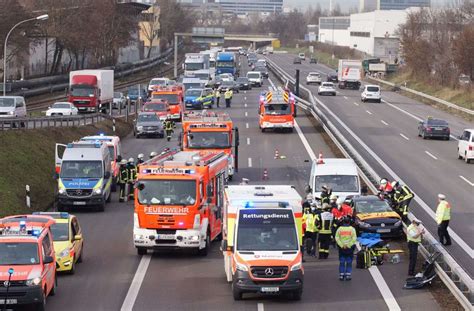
<box><xmin>284</xmin><ymin>0</ymin><xmax>450</xmax><ymax>11</ymax></box>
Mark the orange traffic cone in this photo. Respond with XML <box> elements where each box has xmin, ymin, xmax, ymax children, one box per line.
<box><xmin>263</xmin><ymin>168</ymin><xmax>269</xmax><ymax>180</ymax></box>
<box><xmin>274</xmin><ymin>149</ymin><xmax>280</xmax><ymax>159</ymax></box>
<box><xmin>317</xmin><ymin>153</ymin><xmax>324</xmax><ymax>164</ymax></box>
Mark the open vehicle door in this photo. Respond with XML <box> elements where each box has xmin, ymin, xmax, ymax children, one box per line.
<box><xmin>55</xmin><ymin>143</ymin><xmax>67</xmax><ymax>173</ymax></box>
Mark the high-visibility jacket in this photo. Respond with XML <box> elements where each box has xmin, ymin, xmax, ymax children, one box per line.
<box><xmin>407</xmin><ymin>224</ymin><xmax>422</xmax><ymax>243</ymax></box>
<box><xmin>394</xmin><ymin>185</ymin><xmax>414</xmax><ymax>202</ymax></box>
<box><xmin>224</xmin><ymin>90</ymin><xmax>233</xmax><ymax>99</ymax></box>
<box><xmin>335</xmin><ymin>225</ymin><xmax>357</xmax><ymax>248</ymax></box>
<box><xmin>215</xmin><ymin>90</ymin><xmax>220</xmax><ymax>98</ymax></box>
<box><xmin>118</xmin><ymin>166</ymin><xmax>129</xmax><ymax>184</ymax></box>
<box><xmin>165</xmin><ymin>120</ymin><xmax>174</xmax><ymax>131</ymax></box>
<box><xmin>303</xmin><ymin>213</ymin><xmax>318</xmax><ymax>233</ymax></box>
<box><xmin>436</xmin><ymin>201</ymin><xmax>451</xmax><ymax>224</ymax></box>
<box><xmin>320</xmin><ymin>191</ymin><xmax>331</xmax><ymax>206</ymax></box>
<box><xmin>127</xmin><ymin>165</ymin><xmax>137</xmax><ymax>182</ymax></box>
<box><xmin>317</xmin><ymin>211</ymin><xmax>334</xmax><ymax>234</ymax></box>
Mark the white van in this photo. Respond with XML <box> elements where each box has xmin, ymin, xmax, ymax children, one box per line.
<box><xmin>306</xmin><ymin>157</ymin><xmax>361</xmax><ymax>201</ymax></box>
<box><xmin>0</xmin><ymin>96</ymin><xmax>27</xmax><ymax>118</ymax></box>
<box><xmin>247</xmin><ymin>71</ymin><xmax>263</xmax><ymax>87</ymax></box>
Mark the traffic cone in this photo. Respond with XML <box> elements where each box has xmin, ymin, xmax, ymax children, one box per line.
<box><xmin>317</xmin><ymin>153</ymin><xmax>324</xmax><ymax>164</ymax></box>
<box><xmin>274</xmin><ymin>149</ymin><xmax>280</xmax><ymax>159</ymax></box>
<box><xmin>263</xmin><ymin>168</ymin><xmax>269</xmax><ymax>180</ymax></box>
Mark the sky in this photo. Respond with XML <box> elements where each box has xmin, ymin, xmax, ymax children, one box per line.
<box><xmin>284</xmin><ymin>0</ymin><xmax>450</xmax><ymax>11</ymax></box>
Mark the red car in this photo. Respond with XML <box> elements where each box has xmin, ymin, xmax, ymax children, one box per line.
<box><xmin>142</xmin><ymin>99</ymin><xmax>170</xmax><ymax>121</ymax></box>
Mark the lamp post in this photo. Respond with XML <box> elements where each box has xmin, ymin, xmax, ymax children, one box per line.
<box><xmin>3</xmin><ymin>14</ymin><xmax>49</xmax><ymax>96</ymax></box>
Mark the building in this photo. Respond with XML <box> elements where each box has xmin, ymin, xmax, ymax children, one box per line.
<box><xmin>360</xmin><ymin>0</ymin><xmax>430</xmax><ymax>11</ymax></box>
<box><xmin>139</xmin><ymin>3</ymin><xmax>161</xmax><ymax>58</ymax></box>
<box><xmin>216</xmin><ymin>0</ymin><xmax>283</xmax><ymax>14</ymax></box>
<box><xmin>318</xmin><ymin>16</ymin><xmax>351</xmax><ymax>47</ymax></box>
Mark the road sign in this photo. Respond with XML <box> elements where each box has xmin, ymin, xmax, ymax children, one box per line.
<box><xmin>266</xmin><ymin>92</ymin><xmax>272</xmax><ymax>103</ymax></box>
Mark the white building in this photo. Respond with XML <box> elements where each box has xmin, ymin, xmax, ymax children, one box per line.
<box><xmin>318</xmin><ymin>16</ymin><xmax>351</xmax><ymax>47</ymax></box>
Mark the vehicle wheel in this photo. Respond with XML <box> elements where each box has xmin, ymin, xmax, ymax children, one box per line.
<box><xmin>457</xmin><ymin>149</ymin><xmax>462</xmax><ymax>159</ymax></box>
<box><xmin>68</xmin><ymin>258</ymin><xmax>76</xmax><ymax>275</ymax></box>
<box><xmin>377</xmin><ymin>99</ymin><xmax>382</xmax><ymax>103</ymax></box>
<box><xmin>50</xmin><ymin>276</ymin><xmax>57</xmax><ymax>296</ymax></box>
<box><xmin>332</xmin><ymin>93</ymin><xmax>336</xmax><ymax>96</ymax></box>
<box><xmin>291</xmin><ymin>289</ymin><xmax>303</xmax><ymax>301</ymax></box>
<box><xmin>445</xmin><ymin>136</ymin><xmax>450</xmax><ymax>141</ymax></box>
<box><xmin>288</xmin><ymin>128</ymin><xmax>293</xmax><ymax>133</ymax></box>
<box><xmin>232</xmin><ymin>282</ymin><xmax>243</xmax><ymax>301</ymax></box>
<box><xmin>422</xmin><ymin>132</ymin><xmax>427</xmax><ymax>139</ymax></box>
<box><xmin>106</xmin><ymin>192</ymin><xmax>111</xmax><ymax>203</ymax></box>
<box><xmin>97</xmin><ymin>203</ymin><xmax>105</xmax><ymax>212</ymax></box>
<box><xmin>418</xmin><ymin>131</ymin><xmax>421</xmax><ymax>137</ymax></box>
<box><xmin>137</xmin><ymin>247</ymin><xmax>147</xmax><ymax>255</ymax></box>
<box><xmin>465</xmin><ymin>153</ymin><xmax>471</xmax><ymax>163</ymax></box>
<box><xmin>77</xmin><ymin>245</ymin><xmax>83</xmax><ymax>263</ymax></box>
<box><xmin>37</xmin><ymin>289</ymin><xmax>47</xmax><ymax>311</ymax></box>
<box><xmin>133</xmin><ymin>131</ymin><xmax>136</xmax><ymax>137</ymax></box>
<box><xmin>261</xmin><ymin>128</ymin><xmax>265</xmax><ymax>133</ymax></box>
<box><xmin>318</xmin><ymin>92</ymin><xmax>321</xmax><ymax>95</ymax></box>
<box><xmin>20</xmin><ymin>121</ymin><xmax>26</xmax><ymax>128</ymax></box>
<box><xmin>198</xmin><ymin>230</ymin><xmax>211</xmax><ymax>256</ymax></box>
<box><xmin>57</xmin><ymin>204</ymin><xmax>67</xmax><ymax>212</ymax></box>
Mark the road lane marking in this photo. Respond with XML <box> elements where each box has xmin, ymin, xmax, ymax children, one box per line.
<box><xmin>268</xmin><ymin>77</ymin><xmax>277</xmax><ymax>89</ymax></box>
<box><xmin>381</xmin><ymin>120</ymin><xmax>389</xmax><ymax>126</ymax></box>
<box><xmin>343</xmin><ymin>96</ymin><xmax>348</xmax><ymax>99</ymax></box>
<box><xmin>248</xmin><ymin>157</ymin><xmax>252</xmax><ymax>167</ymax></box>
<box><xmin>459</xmin><ymin>176</ymin><xmax>474</xmax><ymax>186</ymax></box>
<box><xmin>246</xmin><ymin>123</ymin><xmax>249</xmax><ymax>129</ymax></box>
<box><xmin>247</xmin><ymin>137</ymin><xmax>250</xmax><ymax>145</ymax></box>
<box><xmin>244</xmin><ymin>103</ymin><xmax>248</xmax><ymax>107</ymax></box>
<box><xmin>366</xmin><ymin>110</ymin><xmax>373</xmax><ymax>115</ymax></box>
<box><xmin>120</xmin><ymin>255</ymin><xmax>151</xmax><ymax>311</ymax></box>
<box><xmin>257</xmin><ymin>303</ymin><xmax>264</xmax><ymax>311</ymax></box>
<box><xmin>353</xmin><ymin>102</ymin><xmax>359</xmax><ymax>106</ymax></box>
<box><xmin>294</xmin><ymin>118</ymin><xmax>401</xmax><ymax>311</ymax></box>
<box><xmin>245</xmin><ymin>111</ymin><xmax>248</xmax><ymax>117</ymax></box>
<box><xmin>399</xmin><ymin>133</ymin><xmax>410</xmax><ymax>141</ymax></box>
<box><xmin>244</xmin><ymin>96</ymin><xmax>247</xmax><ymax>101</ymax></box>
<box><xmin>424</xmin><ymin>151</ymin><xmax>438</xmax><ymax>160</ymax></box>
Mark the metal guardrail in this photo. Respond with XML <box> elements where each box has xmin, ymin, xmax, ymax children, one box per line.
<box><xmin>366</xmin><ymin>76</ymin><xmax>474</xmax><ymax>116</ymax></box>
<box><xmin>267</xmin><ymin>58</ymin><xmax>473</xmax><ymax>310</ymax></box>
<box><xmin>0</xmin><ymin>114</ymin><xmax>106</xmax><ymax>130</ymax></box>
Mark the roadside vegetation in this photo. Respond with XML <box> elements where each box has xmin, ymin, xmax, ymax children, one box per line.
<box><xmin>0</xmin><ymin>119</ymin><xmax>132</xmax><ymax>217</ymax></box>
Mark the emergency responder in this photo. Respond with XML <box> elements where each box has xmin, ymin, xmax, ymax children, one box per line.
<box><xmin>316</xmin><ymin>204</ymin><xmax>334</xmax><ymax>259</ymax></box>
<box><xmin>118</xmin><ymin>159</ymin><xmax>129</xmax><ymax>202</ymax></box>
<box><xmin>302</xmin><ymin>204</ymin><xmax>319</xmax><ymax>257</ymax></box>
<box><xmin>392</xmin><ymin>181</ymin><xmax>414</xmax><ymax>222</ymax></box>
<box><xmin>164</xmin><ymin>119</ymin><xmax>175</xmax><ymax>142</ymax></box>
<box><xmin>224</xmin><ymin>88</ymin><xmax>233</xmax><ymax>108</ymax></box>
<box><xmin>302</xmin><ymin>193</ymin><xmax>314</xmax><ymax>214</ymax></box>
<box><xmin>331</xmin><ymin>197</ymin><xmax>352</xmax><ymax>242</ymax></box>
<box><xmin>335</xmin><ymin>216</ymin><xmax>357</xmax><ymax>281</ymax></box>
<box><xmin>127</xmin><ymin>158</ymin><xmax>137</xmax><ymax>200</ymax></box>
<box><xmin>320</xmin><ymin>185</ymin><xmax>332</xmax><ymax>206</ymax></box>
<box><xmin>214</xmin><ymin>87</ymin><xmax>221</xmax><ymax>107</ymax></box>
<box><xmin>379</xmin><ymin>178</ymin><xmax>394</xmax><ymax>201</ymax></box>
<box><xmin>436</xmin><ymin>194</ymin><xmax>451</xmax><ymax>246</ymax></box>
<box><xmin>149</xmin><ymin>151</ymin><xmax>158</xmax><ymax>159</ymax></box>
<box><xmin>137</xmin><ymin>153</ymin><xmax>145</xmax><ymax>165</ymax></box>
<box><xmin>407</xmin><ymin>218</ymin><xmax>424</xmax><ymax>276</ymax></box>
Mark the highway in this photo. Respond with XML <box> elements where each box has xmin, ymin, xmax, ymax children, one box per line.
<box><xmin>265</xmin><ymin>53</ymin><xmax>474</xmax><ymax>277</ymax></box>
<box><xmin>44</xmin><ymin>58</ymin><xmax>443</xmax><ymax>311</ymax></box>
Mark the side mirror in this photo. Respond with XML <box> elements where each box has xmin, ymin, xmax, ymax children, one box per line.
<box><xmin>74</xmin><ymin>234</ymin><xmax>82</xmax><ymax>241</ymax></box>
<box><xmin>104</xmin><ymin>171</ymin><xmax>111</xmax><ymax>179</ymax></box>
<box><xmin>136</xmin><ymin>183</ymin><xmax>145</xmax><ymax>191</ymax></box>
<box><xmin>304</xmin><ymin>184</ymin><xmax>312</xmax><ymax>194</ymax></box>
<box><xmin>43</xmin><ymin>256</ymin><xmax>54</xmax><ymax>264</ymax></box>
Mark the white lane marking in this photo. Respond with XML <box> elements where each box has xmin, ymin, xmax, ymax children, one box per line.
<box><xmin>366</xmin><ymin>110</ymin><xmax>373</xmax><ymax>115</ymax></box>
<box><xmin>294</xmin><ymin>118</ymin><xmax>401</xmax><ymax>311</ymax></box>
<box><xmin>343</xmin><ymin>96</ymin><xmax>348</xmax><ymax>99</ymax></box>
<box><xmin>257</xmin><ymin>303</ymin><xmax>264</xmax><ymax>311</ymax></box>
<box><xmin>248</xmin><ymin>157</ymin><xmax>252</xmax><ymax>167</ymax></box>
<box><xmin>247</xmin><ymin>137</ymin><xmax>250</xmax><ymax>145</ymax></box>
<box><xmin>381</xmin><ymin>120</ymin><xmax>389</xmax><ymax>126</ymax></box>
<box><xmin>120</xmin><ymin>255</ymin><xmax>151</xmax><ymax>311</ymax></box>
<box><xmin>246</xmin><ymin>123</ymin><xmax>249</xmax><ymax>129</ymax></box>
<box><xmin>245</xmin><ymin>111</ymin><xmax>248</xmax><ymax>117</ymax></box>
<box><xmin>244</xmin><ymin>96</ymin><xmax>247</xmax><ymax>101</ymax></box>
<box><xmin>268</xmin><ymin>77</ymin><xmax>277</xmax><ymax>89</ymax></box>
<box><xmin>244</xmin><ymin>103</ymin><xmax>248</xmax><ymax>107</ymax></box>
<box><xmin>399</xmin><ymin>133</ymin><xmax>410</xmax><ymax>141</ymax></box>
<box><xmin>353</xmin><ymin>102</ymin><xmax>359</xmax><ymax>106</ymax></box>
<box><xmin>459</xmin><ymin>176</ymin><xmax>474</xmax><ymax>187</ymax></box>
<box><xmin>312</xmin><ymin>93</ymin><xmax>473</xmax><ymax>258</ymax></box>
<box><xmin>424</xmin><ymin>151</ymin><xmax>438</xmax><ymax>160</ymax></box>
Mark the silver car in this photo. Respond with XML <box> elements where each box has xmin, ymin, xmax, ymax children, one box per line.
<box><xmin>134</xmin><ymin>112</ymin><xmax>164</xmax><ymax>138</ymax></box>
<box><xmin>306</xmin><ymin>72</ymin><xmax>322</xmax><ymax>85</ymax></box>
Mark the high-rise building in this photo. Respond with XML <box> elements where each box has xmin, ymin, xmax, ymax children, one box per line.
<box><xmin>359</xmin><ymin>0</ymin><xmax>430</xmax><ymax>11</ymax></box>
<box><xmin>216</xmin><ymin>0</ymin><xmax>283</xmax><ymax>14</ymax></box>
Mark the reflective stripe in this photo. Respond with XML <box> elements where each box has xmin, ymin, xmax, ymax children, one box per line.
<box><xmin>407</xmin><ymin>224</ymin><xmax>421</xmax><ymax>243</ymax></box>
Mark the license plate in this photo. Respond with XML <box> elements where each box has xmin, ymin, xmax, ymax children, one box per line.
<box><xmin>377</xmin><ymin>229</ymin><xmax>390</xmax><ymax>233</ymax></box>
<box><xmin>157</xmin><ymin>234</ymin><xmax>175</xmax><ymax>240</ymax></box>
<box><xmin>73</xmin><ymin>201</ymin><xmax>86</xmax><ymax>206</ymax></box>
<box><xmin>434</xmin><ymin>127</ymin><xmax>442</xmax><ymax>130</ymax></box>
<box><xmin>261</xmin><ymin>287</ymin><xmax>279</xmax><ymax>293</ymax></box>
<box><xmin>0</xmin><ymin>299</ymin><xmax>17</xmax><ymax>304</ymax></box>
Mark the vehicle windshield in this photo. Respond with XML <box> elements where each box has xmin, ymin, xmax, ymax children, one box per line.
<box><xmin>264</xmin><ymin>104</ymin><xmax>290</xmax><ymax>115</ymax></box>
<box><xmin>184</xmin><ymin>83</ymin><xmax>203</xmax><ymax>90</ymax></box>
<box><xmin>427</xmin><ymin>119</ymin><xmax>448</xmax><ymax>126</ymax></box>
<box><xmin>356</xmin><ymin>199</ymin><xmax>392</xmax><ymax>214</ymax></box>
<box><xmin>0</xmin><ymin>98</ymin><xmax>14</xmax><ymax>107</ymax></box>
<box><xmin>138</xmin><ymin>180</ymin><xmax>197</xmax><ymax>206</ymax></box>
<box><xmin>322</xmin><ymin>83</ymin><xmax>334</xmax><ymax>88</ymax></box>
<box><xmin>367</xmin><ymin>87</ymin><xmax>380</xmax><ymax>92</ymax></box>
<box><xmin>217</xmin><ymin>61</ymin><xmax>233</xmax><ymax>67</ymax></box>
<box><xmin>138</xmin><ymin>113</ymin><xmax>159</xmax><ymax>122</ymax></box>
<box><xmin>194</xmin><ymin>73</ymin><xmax>210</xmax><ymax>80</ymax></box>
<box><xmin>143</xmin><ymin>103</ymin><xmax>167</xmax><ymax>112</ymax></box>
<box><xmin>187</xmin><ymin>131</ymin><xmax>230</xmax><ymax>149</ymax></box>
<box><xmin>186</xmin><ymin>89</ymin><xmax>202</xmax><ymax>97</ymax></box>
<box><xmin>0</xmin><ymin>242</ymin><xmax>40</xmax><ymax>265</ymax></box>
<box><xmin>128</xmin><ymin>89</ymin><xmax>144</xmax><ymax>96</ymax></box>
<box><xmin>150</xmin><ymin>79</ymin><xmax>167</xmax><ymax>86</ymax></box>
<box><xmin>152</xmin><ymin>94</ymin><xmax>179</xmax><ymax>104</ymax></box>
<box><xmin>185</xmin><ymin>63</ymin><xmax>204</xmax><ymax>71</ymax></box>
<box><xmin>247</xmin><ymin>72</ymin><xmax>260</xmax><ymax>79</ymax></box>
<box><xmin>114</xmin><ymin>92</ymin><xmax>122</xmax><ymax>98</ymax></box>
<box><xmin>237</xmin><ymin>224</ymin><xmax>298</xmax><ymax>251</ymax></box>
<box><xmin>309</xmin><ymin>73</ymin><xmax>320</xmax><ymax>77</ymax></box>
<box><xmin>107</xmin><ymin>146</ymin><xmax>115</xmax><ymax>160</ymax></box>
<box><xmin>60</xmin><ymin>161</ymin><xmax>103</xmax><ymax>179</ymax></box>
<box><xmin>315</xmin><ymin>175</ymin><xmax>359</xmax><ymax>192</ymax></box>
<box><xmin>221</xmin><ymin>81</ymin><xmax>234</xmax><ymax>87</ymax></box>
<box><xmin>52</xmin><ymin>103</ymin><xmax>71</xmax><ymax>109</ymax></box>
<box><xmin>71</xmin><ymin>86</ymin><xmax>94</xmax><ymax>97</ymax></box>
<box><xmin>237</xmin><ymin>78</ymin><xmax>249</xmax><ymax>83</ymax></box>
<box><xmin>51</xmin><ymin>223</ymin><xmax>69</xmax><ymax>241</ymax></box>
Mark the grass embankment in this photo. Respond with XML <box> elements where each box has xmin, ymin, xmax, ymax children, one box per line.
<box><xmin>0</xmin><ymin>118</ymin><xmax>132</xmax><ymax>217</ymax></box>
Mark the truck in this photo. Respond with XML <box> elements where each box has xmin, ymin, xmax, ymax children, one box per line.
<box><xmin>133</xmin><ymin>150</ymin><xmax>229</xmax><ymax>256</ymax></box>
<box><xmin>68</xmin><ymin>70</ymin><xmax>114</xmax><ymax>113</ymax></box>
<box><xmin>200</xmin><ymin>50</ymin><xmax>217</xmax><ymax>79</ymax></box>
<box><xmin>222</xmin><ymin>185</ymin><xmax>304</xmax><ymax>300</ymax></box>
<box><xmin>259</xmin><ymin>89</ymin><xmax>296</xmax><ymax>132</ymax></box>
<box><xmin>184</xmin><ymin>53</ymin><xmax>210</xmax><ymax>77</ymax></box>
<box><xmin>181</xmin><ymin>111</ymin><xmax>239</xmax><ymax>180</ymax></box>
<box><xmin>337</xmin><ymin>60</ymin><xmax>362</xmax><ymax>90</ymax></box>
<box><xmin>150</xmin><ymin>85</ymin><xmax>184</xmax><ymax>121</ymax></box>
<box><xmin>216</xmin><ymin>52</ymin><xmax>239</xmax><ymax>77</ymax></box>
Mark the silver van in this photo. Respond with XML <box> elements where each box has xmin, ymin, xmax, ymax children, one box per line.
<box><xmin>0</xmin><ymin>96</ymin><xmax>27</xmax><ymax>118</ymax></box>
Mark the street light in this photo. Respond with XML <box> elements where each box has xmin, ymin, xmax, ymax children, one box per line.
<box><xmin>3</xmin><ymin>14</ymin><xmax>49</xmax><ymax>96</ymax></box>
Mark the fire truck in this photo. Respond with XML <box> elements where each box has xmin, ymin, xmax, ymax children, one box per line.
<box><xmin>133</xmin><ymin>150</ymin><xmax>229</xmax><ymax>256</ymax></box>
<box><xmin>180</xmin><ymin>111</ymin><xmax>239</xmax><ymax>180</ymax></box>
<box><xmin>258</xmin><ymin>89</ymin><xmax>296</xmax><ymax>133</ymax></box>
<box><xmin>150</xmin><ymin>85</ymin><xmax>184</xmax><ymax>121</ymax></box>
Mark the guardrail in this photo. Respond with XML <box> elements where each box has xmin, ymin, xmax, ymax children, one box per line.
<box><xmin>366</xmin><ymin>76</ymin><xmax>474</xmax><ymax>116</ymax></box>
<box><xmin>266</xmin><ymin>57</ymin><xmax>473</xmax><ymax>310</ymax></box>
<box><xmin>0</xmin><ymin>114</ymin><xmax>106</xmax><ymax>131</ymax></box>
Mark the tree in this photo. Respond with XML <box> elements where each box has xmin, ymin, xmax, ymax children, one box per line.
<box><xmin>453</xmin><ymin>25</ymin><xmax>474</xmax><ymax>80</ymax></box>
<box><xmin>157</xmin><ymin>0</ymin><xmax>194</xmax><ymax>49</ymax></box>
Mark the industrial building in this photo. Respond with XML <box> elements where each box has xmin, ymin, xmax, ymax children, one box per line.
<box><xmin>359</xmin><ymin>0</ymin><xmax>430</xmax><ymax>12</ymax></box>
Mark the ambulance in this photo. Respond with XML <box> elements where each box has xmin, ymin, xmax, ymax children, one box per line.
<box><xmin>133</xmin><ymin>150</ymin><xmax>228</xmax><ymax>256</ymax></box>
<box><xmin>80</xmin><ymin>134</ymin><xmax>122</xmax><ymax>192</ymax></box>
<box><xmin>0</xmin><ymin>215</ymin><xmax>57</xmax><ymax>310</ymax></box>
<box><xmin>222</xmin><ymin>185</ymin><xmax>304</xmax><ymax>300</ymax></box>
<box><xmin>181</xmin><ymin>111</ymin><xmax>239</xmax><ymax>180</ymax></box>
<box><xmin>259</xmin><ymin>89</ymin><xmax>296</xmax><ymax>132</ymax></box>
<box><xmin>150</xmin><ymin>85</ymin><xmax>184</xmax><ymax>121</ymax></box>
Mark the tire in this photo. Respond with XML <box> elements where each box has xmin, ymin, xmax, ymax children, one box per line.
<box><xmin>457</xmin><ymin>149</ymin><xmax>462</xmax><ymax>159</ymax></box>
<box><xmin>445</xmin><ymin>136</ymin><xmax>450</xmax><ymax>141</ymax></box>
<box><xmin>97</xmin><ymin>203</ymin><xmax>105</xmax><ymax>212</ymax></box>
<box><xmin>37</xmin><ymin>290</ymin><xmax>46</xmax><ymax>311</ymax></box>
<box><xmin>68</xmin><ymin>258</ymin><xmax>76</xmax><ymax>275</ymax></box>
<box><xmin>465</xmin><ymin>153</ymin><xmax>471</xmax><ymax>164</ymax></box>
<box><xmin>288</xmin><ymin>128</ymin><xmax>294</xmax><ymax>133</ymax></box>
<box><xmin>77</xmin><ymin>245</ymin><xmax>83</xmax><ymax>263</ymax></box>
<box><xmin>106</xmin><ymin>191</ymin><xmax>111</xmax><ymax>203</ymax></box>
<box><xmin>261</xmin><ymin>128</ymin><xmax>265</xmax><ymax>133</ymax></box>
<box><xmin>291</xmin><ymin>289</ymin><xmax>303</xmax><ymax>301</ymax></box>
<box><xmin>232</xmin><ymin>282</ymin><xmax>243</xmax><ymax>301</ymax></box>
<box><xmin>198</xmin><ymin>230</ymin><xmax>211</xmax><ymax>256</ymax></box>
<box><xmin>137</xmin><ymin>247</ymin><xmax>147</xmax><ymax>255</ymax></box>
<box><xmin>50</xmin><ymin>276</ymin><xmax>57</xmax><ymax>296</ymax></box>
<box><xmin>418</xmin><ymin>131</ymin><xmax>421</xmax><ymax>137</ymax></box>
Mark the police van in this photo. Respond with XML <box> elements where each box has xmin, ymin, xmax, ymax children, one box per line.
<box><xmin>55</xmin><ymin>141</ymin><xmax>112</xmax><ymax>212</ymax></box>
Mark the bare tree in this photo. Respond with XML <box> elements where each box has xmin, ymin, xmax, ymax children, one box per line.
<box><xmin>453</xmin><ymin>25</ymin><xmax>474</xmax><ymax>80</ymax></box>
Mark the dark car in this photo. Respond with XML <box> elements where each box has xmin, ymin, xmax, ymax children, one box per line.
<box><xmin>418</xmin><ymin>118</ymin><xmax>450</xmax><ymax>140</ymax></box>
<box><xmin>218</xmin><ymin>80</ymin><xmax>240</xmax><ymax>93</ymax></box>
<box><xmin>327</xmin><ymin>73</ymin><xmax>338</xmax><ymax>82</ymax></box>
<box><xmin>293</xmin><ymin>57</ymin><xmax>302</xmax><ymax>64</ymax></box>
<box><xmin>254</xmin><ymin>66</ymin><xmax>269</xmax><ymax>78</ymax></box>
<box><xmin>134</xmin><ymin>112</ymin><xmax>164</xmax><ymax>138</ymax></box>
<box><xmin>310</xmin><ymin>57</ymin><xmax>318</xmax><ymax>64</ymax></box>
<box><xmin>236</xmin><ymin>77</ymin><xmax>252</xmax><ymax>90</ymax></box>
<box><xmin>349</xmin><ymin>195</ymin><xmax>403</xmax><ymax>238</ymax></box>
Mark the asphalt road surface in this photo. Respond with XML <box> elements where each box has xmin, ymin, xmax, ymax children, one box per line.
<box><xmin>44</xmin><ymin>58</ymin><xmax>442</xmax><ymax>311</ymax></box>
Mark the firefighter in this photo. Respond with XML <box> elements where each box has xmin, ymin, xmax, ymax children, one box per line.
<box><xmin>320</xmin><ymin>185</ymin><xmax>332</xmax><ymax>206</ymax></box>
<box><xmin>316</xmin><ymin>204</ymin><xmax>334</xmax><ymax>259</ymax></box>
<box><xmin>379</xmin><ymin>178</ymin><xmax>394</xmax><ymax>201</ymax></box>
<box><xmin>164</xmin><ymin>119</ymin><xmax>175</xmax><ymax>142</ymax></box>
<box><xmin>224</xmin><ymin>88</ymin><xmax>233</xmax><ymax>108</ymax></box>
<box><xmin>335</xmin><ymin>216</ymin><xmax>357</xmax><ymax>281</ymax></box>
<box><xmin>302</xmin><ymin>193</ymin><xmax>314</xmax><ymax>214</ymax></box>
<box><xmin>436</xmin><ymin>194</ymin><xmax>451</xmax><ymax>246</ymax></box>
<box><xmin>149</xmin><ymin>151</ymin><xmax>158</xmax><ymax>159</ymax></box>
<box><xmin>118</xmin><ymin>159</ymin><xmax>129</xmax><ymax>202</ymax></box>
<box><xmin>127</xmin><ymin>158</ymin><xmax>137</xmax><ymax>200</ymax></box>
<box><xmin>214</xmin><ymin>87</ymin><xmax>221</xmax><ymax>107</ymax></box>
<box><xmin>303</xmin><ymin>204</ymin><xmax>319</xmax><ymax>257</ymax></box>
<box><xmin>137</xmin><ymin>153</ymin><xmax>145</xmax><ymax>165</ymax></box>
<box><xmin>392</xmin><ymin>181</ymin><xmax>414</xmax><ymax>222</ymax></box>
<box><xmin>407</xmin><ymin>218</ymin><xmax>424</xmax><ymax>276</ymax></box>
<box><xmin>332</xmin><ymin>198</ymin><xmax>353</xmax><ymax>224</ymax></box>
